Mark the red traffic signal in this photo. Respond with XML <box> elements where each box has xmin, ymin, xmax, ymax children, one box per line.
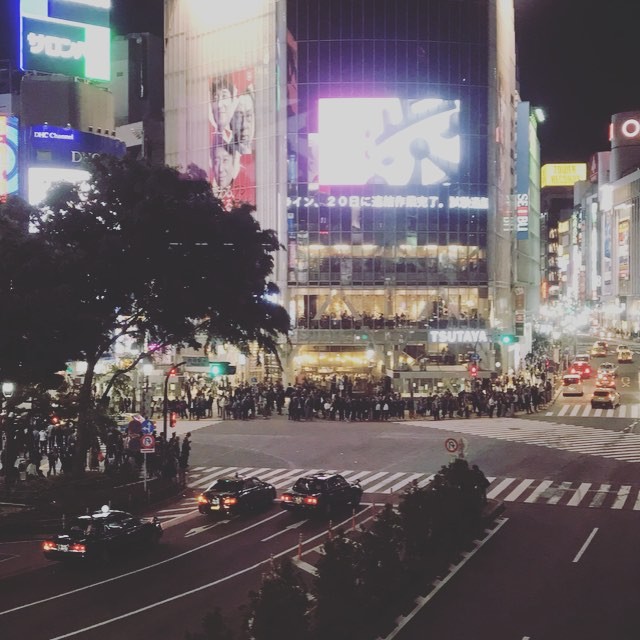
<box><xmin>469</xmin><ymin>364</ymin><xmax>478</xmax><ymax>378</ymax></box>
<box><xmin>170</xmin><ymin>412</ymin><xmax>178</xmax><ymax>428</ymax></box>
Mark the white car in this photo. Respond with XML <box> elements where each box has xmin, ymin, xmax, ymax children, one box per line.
<box><xmin>616</xmin><ymin>344</ymin><xmax>631</xmax><ymax>354</ymax></box>
<box><xmin>618</xmin><ymin>349</ymin><xmax>633</xmax><ymax>364</ymax></box>
<box><xmin>562</xmin><ymin>374</ymin><xmax>584</xmax><ymax>397</ymax></box>
<box><xmin>591</xmin><ymin>388</ymin><xmax>621</xmax><ymax>409</ymax></box>
<box><xmin>573</xmin><ymin>353</ymin><xmax>591</xmax><ymax>363</ymax></box>
<box><xmin>598</xmin><ymin>362</ymin><xmax>618</xmax><ymax>376</ymax></box>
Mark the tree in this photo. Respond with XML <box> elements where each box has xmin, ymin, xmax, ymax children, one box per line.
<box><xmin>313</xmin><ymin>531</ymin><xmax>365</xmax><ymax>640</ymax></box>
<box><xmin>185</xmin><ymin>607</ymin><xmax>234</xmax><ymax>640</ymax></box>
<box><xmin>246</xmin><ymin>556</ymin><xmax>310</xmax><ymax>640</ymax></box>
<box><xmin>0</xmin><ymin>156</ymin><xmax>290</xmax><ymax>475</ymax></box>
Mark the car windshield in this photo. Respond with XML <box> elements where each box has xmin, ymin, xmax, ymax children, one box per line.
<box><xmin>594</xmin><ymin>391</ymin><xmax>611</xmax><ymax>397</ymax></box>
<box><xmin>292</xmin><ymin>478</ymin><xmax>324</xmax><ymax>494</ymax></box>
<box><xmin>563</xmin><ymin>377</ymin><xmax>580</xmax><ymax>385</ymax></box>
<box><xmin>209</xmin><ymin>479</ymin><xmax>242</xmax><ymax>492</ymax></box>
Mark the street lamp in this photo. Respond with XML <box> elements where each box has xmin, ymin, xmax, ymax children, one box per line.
<box><xmin>2</xmin><ymin>382</ymin><xmax>15</xmax><ymax>399</ymax></box>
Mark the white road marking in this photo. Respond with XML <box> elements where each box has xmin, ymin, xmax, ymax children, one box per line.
<box><xmin>486</xmin><ymin>478</ymin><xmax>515</xmax><ymax>500</ymax></box>
<box><xmin>524</xmin><ymin>480</ymin><xmax>553</xmax><ymax>504</ymax></box>
<box><xmin>546</xmin><ymin>481</ymin><xmax>572</xmax><ymax>505</ymax></box>
<box><xmin>260</xmin><ymin>519</ymin><xmax>307</xmax><ymax>542</ymax></box>
<box><xmin>567</xmin><ymin>483</ymin><xmax>592</xmax><ymax>507</ymax></box>
<box><xmin>503</xmin><ymin>479</ymin><xmax>534</xmax><ymax>502</ymax></box>
<box><xmin>612</xmin><ymin>485</ymin><xmax>631</xmax><ymax>509</ymax></box>
<box><xmin>588</xmin><ymin>484</ymin><xmax>611</xmax><ymax>508</ymax></box>
<box><xmin>572</xmin><ymin>527</ymin><xmax>598</xmax><ymax>563</ymax></box>
<box><xmin>367</xmin><ymin>472</ymin><xmax>405</xmax><ymax>493</ymax></box>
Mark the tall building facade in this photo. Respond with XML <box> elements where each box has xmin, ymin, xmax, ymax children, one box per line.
<box><xmin>164</xmin><ymin>0</ymin><xmax>523</xmax><ymax>390</ymax></box>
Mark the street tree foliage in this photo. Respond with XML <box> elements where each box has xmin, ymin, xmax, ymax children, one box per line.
<box><xmin>0</xmin><ymin>156</ymin><xmax>290</xmax><ymax>473</ymax></box>
<box><xmin>185</xmin><ymin>607</ymin><xmax>234</xmax><ymax>640</ymax></box>
<box><xmin>246</xmin><ymin>556</ymin><xmax>310</xmax><ymax>640</ymax></box>
<box><xmin>313</xmin><ymin>531</ymin><xmax>366</xmax><ymax>640</ymax></box>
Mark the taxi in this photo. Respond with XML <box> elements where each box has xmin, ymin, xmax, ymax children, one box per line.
<box><xmin>595</xmin><ymin>372</ymin><xmax>616</xmax><ymax>389</ymax></box>
<box><xmin>590</xmin><ymin>341</ymin><xmax>608</xmax><ymax>357</ymax></box>
<box><xmin>590</xmin><ymin>388</ymin><xmax>621</xmax><ymax>409</ymax></box>
<box><xmin>617</xmin><ymin>349</ymin><xmax>634</xmax><ymax>364</ymax></box>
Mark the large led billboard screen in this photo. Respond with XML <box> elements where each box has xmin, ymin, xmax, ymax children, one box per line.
<box><xmin>24</xmin><ymin>124</ymin><xmax>125</xmax><ymax>204</ymax></box>
<box><xmin>208</xmin><ymin>68</ymin><xmax>256</xmax><ymax>211</ymax></box>
<box><xmin>20</xmin><ymin>0</ymin><xmax>111</xmax><ymax>81</ymax></box>
<box><xmin>318</xmin><ymin>98</ymin><xmax>460</xmax><ymax>187</ymax></box>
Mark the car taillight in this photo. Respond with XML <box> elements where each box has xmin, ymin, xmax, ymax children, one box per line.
<box><xmin>43</xmin><ymin>541</ymin><xmax>56</xmax><ymax>551</ymax></box>
<box><xmin>197</xmin><ymin>495</ymin><xmax>209</xmax><ymax>504</ymax></box>
<box><xmin>585</xmin><ymin>368</ymin><xmax>590</xmax><ymax>373</ymax></box>
<box><xmin>280</xmin><ymin>494</ymin><xmax>293</xmax><ymax>502</ymax></box>
<box><xmin>304</xmin><ymin>496</ymin><xmax>319</xmax><ymax>506</ymax></box>
<box><xmin>70</xmin><ymin>543</ymin><xmax>86</xmax><ymax>552</ymax></box>
<box><xmin>222</xmin><ymin>497</ymin><xmax>237</xmax><ymax>506</ymax></box>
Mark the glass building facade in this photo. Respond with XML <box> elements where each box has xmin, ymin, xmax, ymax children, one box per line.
<box><xmin>285</xmin><ymin>0</ymin><xmax>517</xmax><ymax>389</ymax></box>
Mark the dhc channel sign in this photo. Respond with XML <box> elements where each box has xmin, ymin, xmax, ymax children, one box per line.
<box><xmin>20</xmin><ymin>0</ymin><xmax>111</xmax><ymax>81</ymax></box>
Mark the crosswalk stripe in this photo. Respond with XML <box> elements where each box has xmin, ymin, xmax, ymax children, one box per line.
<box><xmin>389</xmin><ymin>472</ymin><xmax>424</xmax><ymax>493</ymax></box>
<box><xmin>558</xmin><ymin>405</ymin><xmax>569</xmax><ymax>417</ymax></box>
<box><xmin>417</xmin><ymin>474</ymin><xmax>434</xmax><ymax>488</ymax></box>
<box><xmin>503</xmin><ymin>479</ymin><xmax>534</xmax><ymax>501</ymax></box>
<box><xmin>594</xmin><ymin>408</ymin><xmax>603</xmax><ymax>417</ymax></box>
<box><xmin>612</xmin><ymin>485</ymin><xmax>631</xmax><ymax>509</ymax></box>
<box><xmin>569</xmin><ymin>405</ymin><xmax>580</xmax><ymax>417</ymax></box>
<box><xmin>566</xmin><ymin>483</ymin><xmax>592</xmax><ymax>506</ymax></box>
<box><xmin>195</xmin><ymin>466</ymin><xmax>238</xmax><ymax>488</ymax></box>
<box><xmin>252</xmin><ymin>468</ymin><xmax>288</xmax><ymax>481</ymax></box>
<box><xmin>581</xmin><ymin>405</ymin><xmax>591</xmax><ymax>417</ymax></box>
<box><xmin>486</xmin><ymin>478</ymin><xmax>515</xmax><ymax>500</ymax></box>
<box><xmin>619</xmin><ymin>406</ymin><xmax>627</xmax><ymax>418</ymax></box>
<box><xmin>524</xmin><ymin>480</ymin><xmax>554</xmax><ymax>503</ymax></box>
<box><xmin>359</xmin><ymin>471</ymin><xmax>390</xmax><ymax>488</ymax></box>
<box><xmin>589</xmin><ymin>484</ymin><xmax>611</xmax><ymax>508</ymax></box>
<box><xmin>633</xmin><ymin>406</ymin><xmax>640</xmax><ymax>419</ymax></box>
<box><xmin>366</xmin><ymin>472</ymin><xmax>406</xmax><ymax>493</ymax></box>
<box><xmin>265</xmin><ymin>469</ymin><xmax>304</xmax><ymax>485</ymax></box>
<box><xmin>546</xmin><ymin>481</ymin><xmax>572</xmax><ymax>505</ymax></box>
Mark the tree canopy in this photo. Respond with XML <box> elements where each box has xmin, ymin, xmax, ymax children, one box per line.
<box><xmin>0</xmin><ymin>155</ymin><xmax>290</xmax><ymax>471</ymax></box>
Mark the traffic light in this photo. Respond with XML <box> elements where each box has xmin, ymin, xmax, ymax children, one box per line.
<box><xmin>209</xmin><ymin>361</ymin><xmax>237</xmax><ymax>378</ymax></box>
<box><xmin>170</xmin><ymin>412</ymin><xmax>177</xmax><ymax>428</ymax></box>
<box><xmin>499</xmin><ymin>334</ymin><xmax>520</xmax><ymax>345</ymax></box>
<box><xmin>469</xmin><ymin>364</ymin><xmax>478</xmax><ymax>378</ymax></box>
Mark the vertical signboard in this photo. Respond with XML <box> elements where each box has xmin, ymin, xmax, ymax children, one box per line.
<box><xmin>20</xmin><ymin>0</ymin><xmax>112</xmax><ymax>81</ymax></box>
<box><xmin>619</xmin><ymin>219</ymin><xmax>630</xmax><ymax>282</ymax></box>
<box><xmin>0</xmin><ymin>116</ymin><xmax>19</xmax><ymax>201</ymax></box>
<box><xmin>208</xmin><ymin>68</ymin><xmax>256</xmax><ymax>211</ymax></box>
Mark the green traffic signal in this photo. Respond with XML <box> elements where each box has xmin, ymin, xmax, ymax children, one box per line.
<box><xmin>209</xmin><ymin>362</ymin><xmax>237</xmax><ymax>377</ymax></box>
<box><xmin>500</xmin><ymin>334</ymin><xmax>519</xmax><ymax>345</ymax></box>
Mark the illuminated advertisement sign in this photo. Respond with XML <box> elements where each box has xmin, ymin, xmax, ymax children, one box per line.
<box><xmin>208</xmin><ymin>68</ymin><xmax>256</xmax><ymax>211</ymax></box>
<box><xmin>610</xmin><ymin>111</ymin><xmax>640</xmax><ymax>148</ymax></box>
<box><xmin>25</xmin><ymin>124</ymin><xmax>125</xmax><ymax>204</ymax></box>
<box><xmin>429</xmin><ymin>330</ymin><xmax>489</xmax><ymax>344</ymax></box>
<box><xmin>20</xmin><ymin>0</ymin><xmax>111</xmax><ymax>81</ymax></box>
<box><xmin>540</xmin><ymin>163</ymin><xmax>587</xmax><ymax>189</ymax></box>
<box><xmin>619</xmin><ymin>219</ymin><xmax>630</xmax><ymax>281</ymax></box>
<box><xmin>516</xmin><ymin>193</ymin><xmax>529</xmax><ymax>239</ymax></box>
<box><xmin>0</xmin><ymin>116</ymin><xmax>19</xmax><ymax>201</ymax></box>
<box><xmin>318</xmin><ymin>98</ymin><xmax>460</xmax><ymax>187</ymax></box>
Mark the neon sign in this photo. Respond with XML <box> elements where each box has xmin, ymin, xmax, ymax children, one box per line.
<box><xmin>26</xmin><ymin>32</ymin><xmax>84</xmax><ymax>60</ymax></box>
<box><xmin>429</xmin><ymin>330</ymin><xmax>489</xmax><ymax>344</ymax></box>
<box><xmin>287</xmin><ymin>194</ymin><xmax>489</xmax><ymax>210</ymax></box>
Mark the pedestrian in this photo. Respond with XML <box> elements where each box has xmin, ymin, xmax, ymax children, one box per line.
<box><xmin>47</xmin><ymin>447</ymin><xmax>59</xmax><ymax>476</ymax></box>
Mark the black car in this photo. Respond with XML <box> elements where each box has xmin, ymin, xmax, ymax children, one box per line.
<box><xmin>42</xmin><ymin>506</ymin><xmax>162</xmax><ymax>562</ymax></box>
<box><xmin>197</xmin><ymin>475</ymin><xmax>277</xmax><ymax>516</ymax></box>
<box><xmin>280</xmin><ymin>473</ymin><xmax>363</xmax><ymax>516</ymax></box>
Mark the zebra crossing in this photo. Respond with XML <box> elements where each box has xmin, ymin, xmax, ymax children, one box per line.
<box><xmin>151</xmin><ymin>464</ymin><xmax>640</xmax><ymax>521</ymax></box>
<box><xmin>543</xmin><ymin>403</ymin><xmax>640</xmax><ymax>419</ymax></box>
<box><xmin>404</xmin><ymin>417</ymin><xmax>640</xmax><ymax>462</ymax></box>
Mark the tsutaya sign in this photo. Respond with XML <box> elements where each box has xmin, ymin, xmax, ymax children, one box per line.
<box><xmin>429</xmin><ymin>330</ymin><xmax>488</xmax><ymax>344</ymax></box>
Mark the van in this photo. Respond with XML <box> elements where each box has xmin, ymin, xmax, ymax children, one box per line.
<box><xmin>562</xmin><ymin>374</ymin><xmax>584</xmax><ymax>396</ymax></box>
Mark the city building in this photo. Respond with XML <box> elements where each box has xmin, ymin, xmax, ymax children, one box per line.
<box><xmin>165</xmin><ymin>0</ymin><xmax>533</xmax><ymax>392</ymax></box>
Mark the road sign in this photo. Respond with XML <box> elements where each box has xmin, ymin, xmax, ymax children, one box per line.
<box><xmin>140</xmin><ymin>434</ymin><xmax>155</xmax><ymax>453</ymax></box>
<box><xmin>141</xmin><ymin>419</ymin><xmax>154</xmax><ymax>434</ymax></box>
<box><xmin>445</xmin><ymin>438</ymin><xmax>459</xmax><ymax>453</ymax></box>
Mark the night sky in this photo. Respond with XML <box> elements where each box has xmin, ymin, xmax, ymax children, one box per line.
<box><xmin>2</xmin><ymin>0</ymin><xmax>640</xmax><ymax>164</ymax></box>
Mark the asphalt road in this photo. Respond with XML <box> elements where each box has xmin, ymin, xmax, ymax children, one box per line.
<box><xmin>3</xmin><ymin>337</ymin><xmax>640</xmax><ymax>639</ymax></box>
<box><xmin>393</xmin><ymin>503</ymin><xmax>640</xmax><ymax>640</ymax></box>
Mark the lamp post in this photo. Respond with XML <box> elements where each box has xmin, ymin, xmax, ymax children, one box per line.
<box><xmin>163</xmin><ymin>362</ymin><xmax>185</xmax><ymax>440</ymax></box>
<box><xmin>2</xmin><ymin>381</ymin><xmax>15</xmax><ymax>488</ymax></box>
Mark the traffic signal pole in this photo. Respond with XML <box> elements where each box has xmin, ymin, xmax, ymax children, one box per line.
<box><xmin>163</xmin><ymin>362</ymin><xmax>186</xmax><ymax>441</ymax></box>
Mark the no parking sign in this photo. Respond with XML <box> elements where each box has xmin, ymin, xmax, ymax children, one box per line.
<box><xmin>140</xmin><ymin>434</ymin><xmax>155</xmax><ymax>453</ymax></box>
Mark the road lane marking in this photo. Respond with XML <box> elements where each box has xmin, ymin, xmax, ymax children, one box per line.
<box><xmin>367</xmin><ymin>471</ymin><xmax>405</xmax><ymax>493</ymax></box>
<box><xmin>619</xmin><ymin>406</ymin><xmax>627</xmax><ymax>418</ymax></box>
<box><xmin>0</xmin><ymin>510</ymin><xmax>287</xmax><ymax>617</ymax></box>
<box><xmin>503</xmin><ymin>479</ymin><xmax>534</xmax><ymax>502</ymax></box>
<box><xmin>572</xmin><ymin>527</ymin><xmax>598</xmax><ymax>563</ymax></box>
<box><xmin>589</xmin><ymin>484</ymin><xmax>611</xmax><ymax>508</ymax></box>
<box><xmin>612</xmin><ymin>485</ymin><xmax>631</xmax><ymax>509</ymax></box>
<box><xmin>389</xmin><ymin>472</ymin><xmax>424</xmax><ymax>493</ymax></box>
<box><xmin>260</xmin><ymin>519</ymin><xmax>308</xmax><ymax>542</ymax></box>
<box><xmin>486</xmin><ymin>478</ymin><xmax>515</xmax><ymax>500</ymax></box>
<box><xmin>194</xmin><ymin>466</ymin><xmax>241</xmax><ymax>488</ymax></box>
<box><xmin>47</xmin><ymin>507</ymin><xmax>371</xmax><ymax>639</ymax></box>
<box><xmin>566</xmin><ymin>483</ymin><xmax>591</xmax><ymax>506</ymax></box>
<box><xmin>558</xmin><ymin>405</ymin><xmax>569</xmax><ymax>416</ymax></box>
<box><xmin>546</xmin><ymin>481</ymin><xmax>572</xmax><ymax>505</ymax></box>
<box><xmin>358</xmin><ymin>471</ymin><xmax>389</xmax><ymax>488</ymax></box>
<box><xmin>378</xmin><ymin>518</ymin><xmax>509</xmax><ymax>640</ymax></box>
<box><xmin>569</xmin><ymin>405</ymin><xmax>580</xmax><ymax>417</ymax></box>
<box><xmin>524</xmin><ymin>480</ymin><xmax>553</xmax><ymax>503</ymax></box>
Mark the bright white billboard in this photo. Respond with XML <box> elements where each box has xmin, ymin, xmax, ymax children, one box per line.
<box><xmin>318</xmin><ymin>98</ymin><xmax>460</xmax><ymax>186</ymax></box>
